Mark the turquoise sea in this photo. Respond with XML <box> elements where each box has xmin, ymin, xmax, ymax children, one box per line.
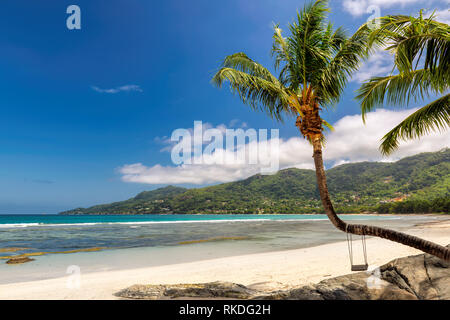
<box><xmin>0</xmin><ymin>214</ymin><xmax>391</xmax><ymax>254</ymax></box>
<box><xmin>0</xmin><ymin>213</ymin><xmax>356</xmax><ymax>227</ymax></box>
<box><xmin>0</xmin><ymin>214</ymin><xmax>446</xmax><ymax>284</ymax></box>
<box><xmin>0</xmin><ymin>215</ymin><xmax>436</xmax><ymax>254</ymax></box>
<box><xmin>0</xmin><ymin>214</ymin><xmax>440</xmax><ymax>255</ymax></box>
<box><xmin>0</xmin><ymin>213</ymin><xmax>400</xmax><ymax>227</ymax></box>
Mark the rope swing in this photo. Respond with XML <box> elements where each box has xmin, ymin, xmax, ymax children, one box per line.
<box><xmin>346</xmin><ymin>225</ymin><xmax>368</xmax><ymax>272</ymax></box>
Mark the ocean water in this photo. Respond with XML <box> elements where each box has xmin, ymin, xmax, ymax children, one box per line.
<box><xmin>0</xmin><ymin>214</ymin><xmax>441</xmax><ymax>255</ymax></box>
<box><xmin>0</xmin><ymin>214</ymin><xmax>446</xmax><ymax>283</ymax></box>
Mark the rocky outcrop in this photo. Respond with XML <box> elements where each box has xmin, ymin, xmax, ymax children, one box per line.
<box><xmin>116</xmin><ymin>246</ymin><xmax>450</xmax><ymax>300</ymax></box>
<box><xmin>262</xmin><ymin>273</ymin><xmax>417</xmax><ymax>300</ymax></box>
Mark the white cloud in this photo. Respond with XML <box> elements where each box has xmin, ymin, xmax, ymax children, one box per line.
<box><xmin>343</xmin><ymin>0</ymin><xmax>450</xmax><ymax>17</ymax></box>
<box><xmin>426</xmin><ymin>8</ymin><xmax>450</xmax><ymax>24</ymax></box>
<box><xmin>120</xmin><ymin>140</ymin><xmax>313</xmax><ymax>185</ymax></box>
<box><xmin>352</xmin><ymin>50</ymin><xmax>394</xmax><ymax>83</ymax></box>
<box><xmin>154</xmin><ymin>121</ymin><xmax>247</xmax><ymax>152</ymax></box>
<box><xmin>228</xmin><ymin>119</ymin><xmax>248</xmax><ymax>128</ymax></box>
<box><xmin>91</xmin><ymin>84</ymin><xmax>143</xmax><ymax>94</ymax></box>
<box><xmin>322</xmin><ymin>108</ymin><xmax>449</xmax><ymax>163</ymax></box>
<box><xmin>118</xmin><ymin>108</ymin><xmax>450</xmax><ymax>185</ymax></box>
<box><xmin>342</xmin><ymin>0</ymin><xmax>420</xmax><ymax>16</ymax></box>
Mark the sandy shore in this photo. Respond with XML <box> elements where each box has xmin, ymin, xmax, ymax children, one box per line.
<box><xmin>0</xmin><ymin>219</ymin><xmax>449</xmax><ymax>300</ymax></box>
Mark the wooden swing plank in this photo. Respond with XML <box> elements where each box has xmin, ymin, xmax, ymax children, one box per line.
<box><xmin>351</xmin><ymin>264</ymin><xmax>368</xmax><ymax>272</ymax></box>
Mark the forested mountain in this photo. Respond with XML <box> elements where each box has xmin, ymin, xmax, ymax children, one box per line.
<box><xmin>60</xmin><ymin>149</ymin><xmax>449</xmax><ymax>215</ymax></box>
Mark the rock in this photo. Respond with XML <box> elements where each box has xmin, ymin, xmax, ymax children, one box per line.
<box><xmin>259</xmin><ymin>272</ymin><xmax>416</xmax><ymax>300</ymax></box>
<box><xmin>116</xmin><ymin>281</ymin><xmax>258</xmax><ymax>300</ymax></box>
<box><xmin>380</xmin><ymin>245</ymin><xmax>450</xmax><ymax>300</ymax></box>
<box><xmin>424</xmin><ymin>253</ymin><xmax>450</xmax><ymax>299</ymax></box>
<box><xmin>256</xmin><ymin>285</ymin><xmax>324</xmax><ymax>300</ymax></box>
<box><xmin>6</xmin><ymin>256</ymin><xmax>35</xmax><ymax>264</ymax></box>
<box><xmin>115</xmin><ymin>246</ymin><xmax>450</xmax><ymax>300</ymax></box>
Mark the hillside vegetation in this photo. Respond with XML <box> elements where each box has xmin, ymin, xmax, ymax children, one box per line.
<box><xmin>60</xmin><ymin>149</ymin><xmax>450</xmax><ymax>215</ymax></box>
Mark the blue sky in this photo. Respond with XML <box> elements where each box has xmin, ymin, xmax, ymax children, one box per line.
<box><xmin>0</xmin><ymin>0</ymin><xmax>448</xmax><ymax>214</ymax></box>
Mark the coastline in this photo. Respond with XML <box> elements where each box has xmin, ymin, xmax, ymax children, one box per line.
<box><xmin>0</xmin><ymin>218</ymin><xmax>448</xmax><ymax>300</ymax></box>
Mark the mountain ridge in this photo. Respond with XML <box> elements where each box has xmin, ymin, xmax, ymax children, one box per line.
<box><xmin>60</xmin><ymin>149</ymin><xmax>450</xmax><ymax>215</ymax></box>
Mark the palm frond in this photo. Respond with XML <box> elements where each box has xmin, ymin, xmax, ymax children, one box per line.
<box><xmin>357</xmin><ymin>69</ymin><xmax>447</xmax><ymax>121</ymax></box>
<box><xmin>380</xmin><ymin>94</ymin><xmax>450</xmax><ymax>154</ymax></box>
<box><xmin>287</xmin><ymin>0</ymin><xmax>332</xmax><ymax>88</ymax></box>
<box><xmin>272</xmin><ymin>25</ymin><xmax>293</xmax><ymax>70</ymax></box>
<box><xmin>318</xmin><ymin>23</ymin><xmax>371</xmax><ymax>106</ymax></box>
<box><xmin>212</xmin><ymin>66</ymin><xmax>293</xmax><ymax>120</ymax></box>
<box><xmin>222</xmin><ymin>52</ymin><xmax>280</xmax><ymax>84</ymax></box>
<box><xmin>322</xmin><ymin>119</ymin><xmax>334</xmax><ymax>132</ymax></box>
<box><xmin>367</xmin><ymin>13</ymin><xmax>450</xmax><ymax>77</ymax></box>
<box><xmin>366</xmin><ymin>15</ymin><xmax>415</xmax><ymax>48</ymax></box>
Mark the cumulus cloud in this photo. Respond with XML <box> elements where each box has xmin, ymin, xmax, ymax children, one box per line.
<box><xmin>342</xmin><ymin>0</ymin><xmax>420</xmax><ymax>16</ymax></box>
<box><xmin>322</xmin><ymin>109</ymin><xmax>449</xmax><ymax>163</ymax></box>
<box><xmin>426</xmin><ymin>8</ymin><xmax>450</xmax><ymax>24</ymax></box>
<box><xmin>91</xmin><ymin>84</ymin><xmax>143</xmax><ymax>94</ymax></box>
<box><xmin>120</xmin><ymin>138</ymin><xmax>313</xmax><ymax>185</ymax></box>
<box><xmin>154</xmin><ymin>121</ymin><xmax>245</xmax><ymax>152</ymax></box>
<box><xmin>343</xmin><ymin>0</ymin><xmax>449</xmax><ymax>17</ymax></box>
<box><xmin>228</xmin><ymin>119</ymin><xmax>248</xmax><ymax>128</ymax></box>
<box><xmin>352</xmin><ymin>50</ymin><xmax>394</xmax><ymax>83</ymax></box>
<box><xmin>118</xmin><ymin>109</ymin><xmax>449</xmax><ymax>185</ymax></box>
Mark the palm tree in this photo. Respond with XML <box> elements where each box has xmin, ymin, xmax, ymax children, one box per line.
<box><xmin>356</xmin><ymin>10</ymin><xmax>450</xmax><ymax>155</ymax></box>
<box><xmin>212</xmin><ymin>0</ymin><xmax>450</xmax><ymax>261</ymax></box>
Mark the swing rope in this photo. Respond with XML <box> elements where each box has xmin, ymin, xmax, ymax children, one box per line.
<box><xmin>346</xmin><ymin>224</ymin><xmax>368</xmax><ymax>271</ymax></box>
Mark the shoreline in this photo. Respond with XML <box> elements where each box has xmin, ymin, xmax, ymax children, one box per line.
<box><xmin>0</xmin><ymin>219</ymin><xmax>448</xmax><ymax>300</ymax></box>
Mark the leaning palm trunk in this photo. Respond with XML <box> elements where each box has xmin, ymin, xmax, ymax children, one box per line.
<box><xmin>311</xmin><ymin>137</ymin><xmax>450</xmax><ymax>261</ymax></box>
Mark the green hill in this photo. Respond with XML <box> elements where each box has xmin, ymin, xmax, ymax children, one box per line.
<box><xmin>60</xmin><ymin>149</ymin><xmax>450</xmax><ymax>215</ymax></box>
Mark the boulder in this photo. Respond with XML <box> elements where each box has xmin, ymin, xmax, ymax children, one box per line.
<box><xmin>379</xmin><ymin>246</ymin><xmax>449</xmax><ymax>299</ymax></box>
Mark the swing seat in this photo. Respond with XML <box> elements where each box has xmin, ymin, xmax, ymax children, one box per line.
<box><xmin>351</xmin><ymin>264</ymin><xmax>368</xmax><ymax>272</ymax></box>
<box><xmin>346</xmin><ymin>226</ymin><xmax>369</xmax><ymax>272</ymax></box>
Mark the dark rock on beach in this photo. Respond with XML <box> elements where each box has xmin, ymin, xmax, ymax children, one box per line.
<box><xmin>116</xmin><ymin>245</ymin><xmax>449</xmax><ymax>300</ymax></box>
<box><xmin>116</xmin><ymin>282</ymin><xmax>258</xmax><ymax>300</ymax></box>
<box><xmin>6</xmin><ymin>256</ymin><xmax>35</xmax><ymax>264</ymax></box>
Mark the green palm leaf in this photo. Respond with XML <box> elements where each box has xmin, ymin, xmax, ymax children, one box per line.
<box><xmin>212</xmin><ymin>65</ymin><xmax>293</xmax><ymax>120</ymax></box>
<box><xmin>380</xmin><ymin>94</ymin><xmax>450</xmax><ymax>154</ymax></box>
<box><xmin>356</xmin><ymin>10</ymin><xmax>450</xmax><ymax>153</ymax></box>
<box><xmin>357</xmin><ymin>69</ymin><xmax>446</xmax><ymax>120</ymax></box>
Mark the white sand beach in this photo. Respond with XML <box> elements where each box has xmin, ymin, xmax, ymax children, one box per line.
<box><xmin>0</xmin><ymin>219</ymin><xmax>448</xmax><ymax>300</ymax></box>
